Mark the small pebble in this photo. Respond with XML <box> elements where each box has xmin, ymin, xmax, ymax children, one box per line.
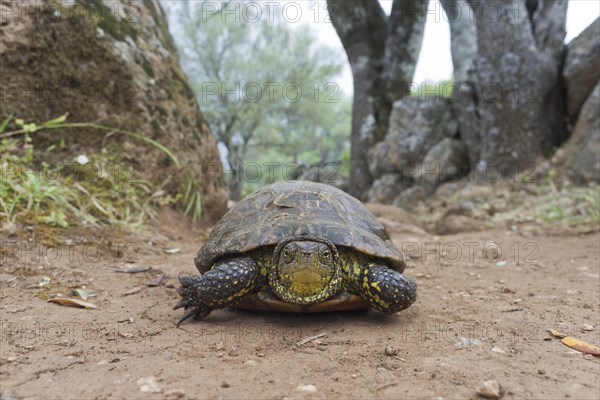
<box><xmin>245</xmin><ymin>360</ymin><xmax>257</xmax><ymax>366</ymax></box>
<box><xmin>384</xmin><ymin>346</ymin><xmax>398</xmax><ymax>356</ymax></box>
<box><xmin>228</xmin><ymin>348</ymin><xmax>238</xmax><ymax>357</ymax></box>
<box><xmin>538</xmin><ymin>369</ymin><xmax>545</xmax><ymax>375</ymax></box>
<box><xmin>137</xmin><ymin>376</ymin><xmax>161</xmax><ymax>393</ymax></box>
<box><xmin>476</xmin><ymin>380</ymin><xmax>503</xmax><ymax>399</ymax></box>
<box><xmin>164</xmin><ymin>389</ymin><xmax>185</xmax><ymax>399</ymax></box>
<box><xmin>581</xmin><ymin>324</ymin><xmax>594</xmax><ymax>332</ymax></box>
<box><xmin>296</xmin><ymin>384</ymin><xmax>317</xmax><ymax>394</ymax></box>
<box><xmin>221</xmin><ymin>381</ymin><xmax>230</xmax><ymax>388</ymax></box>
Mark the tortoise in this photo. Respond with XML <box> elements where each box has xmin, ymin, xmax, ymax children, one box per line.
<box><xmin>175</xmin><ymin>181</ymin><xmax>417</xmax><ymax>325</ymax></box>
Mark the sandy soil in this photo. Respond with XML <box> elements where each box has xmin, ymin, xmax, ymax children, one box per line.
<box><xmin>1</xmin><ymin>208</ymin><xmax>599</xmax><ymax>400</ymax></box>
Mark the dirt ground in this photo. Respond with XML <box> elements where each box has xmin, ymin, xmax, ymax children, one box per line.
<box><xmin>1</xmin><ymin>203</ymin><xmax>599</xmax><ymax>400</ymax></box>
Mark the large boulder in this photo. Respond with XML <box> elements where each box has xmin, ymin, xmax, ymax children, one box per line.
<box><xmin>368</xmin><ymin>97</ymin><xmax>458</xmax><ymax>178</ymax></box>
<box><xmin>419</xmin><ymin>138</ymin><xmax>469</xmax><ymax>186</ymax></box>
<box><xmin>393</xmin><ymin>185</ymin><xmax>427</xmax><ymax>210</ymax></box>
<box><xmin>554</xmin><ymin>82</ymin><xmax>600</xmax><ymax>184</ymax></box>
<box><xmin>0</xmin><ymin>0</ymin><xmax>228</xmax><ymax>223</ymax></box>
<box><xmin>366</xmin><ymin>173</ymin><xmax>411</xmax><ymax>204</ymax></box>
<box><xmin>564</xmin><ymin>18</ymin><xmax>600</xmax><ymax>124</ymax></box>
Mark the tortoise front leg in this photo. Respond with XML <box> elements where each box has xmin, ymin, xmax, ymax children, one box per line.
<box><xmin>342</xmin><ymin>256</ymin><xmax>417</xmax><ymax>314</ymax></box>
<box><xmin>174</xmin><ymin>257</ymin><xmax>261</xmax><ymax>325</ymax></box>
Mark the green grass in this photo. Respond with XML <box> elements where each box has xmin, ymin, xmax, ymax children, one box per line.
<box><xmin>0</xmin><ymin>114</ymin><xmax>204</xmax><ymax>232</ymax></box>
<box><xmin>538</xmin><ymin>185</ymin><xmax>600</xmax><ymax>227</ymax></box>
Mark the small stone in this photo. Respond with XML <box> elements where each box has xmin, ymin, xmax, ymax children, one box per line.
<box><xmin>384</xmin><ymin>346</ymin><xmax>398</xmax><ymax>356</ymax></box>
<box><xmin>164</xmin><ymin>389</ymin><xmax>185</xmax><ymax>399</ymax></box>
<box><xmin>455</xmin><ymin>337</ymin><xmax>482</xmax><ymax>348</ymax></box>
<box><xmin>221</xmin><ymin>381</ymin><xmax>230</xmax><ymax>388</ymax></box>
<box><xmin>538</xmin><ymin>369</ymin><xmax>545</xmax><ymax>375</ymax></box>
<box><xmin>214</xmin><ymin>342</ymin><xmax>224</xmax><ymax>350</ymax></box>
<box><xmin>296</xmin><ymin>384</ymin><xmax>317</xmax><ymax>394</ymax></box>
<box><xmin>491</xmin><ymin>347</ymin><xmax>506</xmax><ymax>354</ymax></box>
<box><xmin>351</xmin><ymin>373</ymin><xmax>358</xmax><ymax>378</ymax></box>
<box><xmin>245</xmin><ymin>360</ymin><xmax>257</xmax><ymax>366</ymax></box>
<box><xmin>137</xmin><ymin>376</ymin><xmax>161</xmax><ymax>393</ymax></box>
<box><xmin>581</xmin><ymin>324</ymin><xmax>594</xmax><ymax>332</ymax></box>
<box><xmin>257</xmin><ymin>352</ymin><xmax>266</xmax><ymax>357</ymax></box>
<box><xmin>476</xmin><ymin>380</ymin><xmax>503</xmax><ymax>399</ymax></box>
<box><xmin>228</xmin><ymin>348</ymin><xmax>238</xmax><ymax>356</ymax></box>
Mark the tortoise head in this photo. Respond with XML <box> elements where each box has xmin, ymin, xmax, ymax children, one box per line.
<box><xmin>268</xmin><ymin>237</ymin><xmax>342</xmax><ymax>304</ymax></box>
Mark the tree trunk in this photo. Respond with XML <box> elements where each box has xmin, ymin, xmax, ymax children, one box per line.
<box><xmin>446</xmin><ymin>0</ymin><xmax>568</xmax><ymax>177</ymax></box>
<box><xmin>440</xmin><ymin>0</ymin><xmax>480</xmax><ymax>165</ymax></box>
<box><xmin>327</xmin><ymin>0</ymin><xmax>428</xmax><ymax>198</ymax></box>
<box><xmin>227</xmin><ymin>174</ymin><xmax>244</xmax><ymax>202</ymax></box>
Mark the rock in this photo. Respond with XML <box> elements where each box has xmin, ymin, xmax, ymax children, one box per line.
<box><xmin>581</xmin><ymin>324</ymin><xmax>594</xmax><ymax>332</ymax></box>
<box><xmin>476</xmin><ymin>380</ymin><xmax>503</xmax><ymax>399</ymax></box>
<box><xmin>554</xmin><ymin>82</ymin><xmax>600</xmax><ymax>184</ymax></box>
<box><xmin>393</xmin><ymin>186</ymin><xmax>427</xmax><ymax>210</ymax></box>
<box><xmin>442</xmin><ymin>201</ymin><xmax>476</xmax><ymax>218</ymax></box>
<box><xmin>0</xmin><ymin>0</ymin><xmax>228</xmax><ymax>224</ymax></box>
<box><xmin>564</xmin><ymin>18</ymin><xmax>600</xmax><ymax>124</ymax></box>
<box><xmin>367</xmin><ymin>174</ymin><xmax>411</xmax><ymax>204</ymax></box>
<box><xmin>220</xmin><ymin>381</ymin><xmax>230</xmax><ymax>388</ymax></box>
<box><xmin>136</xmin><ymin>376</ymin><xmax>161</xmax><ymax>393</ymax></box>
<box><xmin>384</xmin><ymin>346</ymin><xmax>398</xmax><ymax>356</ymax></box>
<box><xmin>436</xmin><ymin>215</ymin><xmax>484</xmax><ymax>235</ymax></box>
<box><xmin>420</xmin><ymin>138</ymin><xmax>469</xmax><ymax>186</ymax></box>
<box><xmin>296</xmin><ymin>384</ymin><xmax>318</xmax><ymax>394</ymax></box>
<box><xmin>299</xmin><ymin>165</ymin><xmax>348</xmax><ymax>189</ymax></box>
<box><xmin>369</xmin><ymin>98</ymin><xmax>458</xmax><ymax>178</ymax></box>
<box><xmin>164</xmin><ymin>389</ymin><xmax>186</xmax><ymax>399</ymax></box>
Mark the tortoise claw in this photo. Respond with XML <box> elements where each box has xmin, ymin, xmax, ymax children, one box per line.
<box><xmin>176</xmin><ymin>306</ymin><xmax>212</xmax><ymax>326</ymax></box>
<box><xmin>174</xmin><ymin>275</ymin><xmax>213</xmax><ymax>325</ymax></box>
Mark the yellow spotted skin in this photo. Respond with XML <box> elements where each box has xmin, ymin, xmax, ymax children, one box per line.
<box><xmin>340</xmin><ymin>252</ymin><xmax>417</xmax><ymax>313</ymax></box>
<box><xmin>175</xmin><ymin>246</ymin><xmax>416</xmax><ymax>324</ymax></box>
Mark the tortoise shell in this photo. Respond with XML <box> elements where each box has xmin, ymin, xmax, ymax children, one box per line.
<box><xmin>194</xmin><ymin>181</ymin><xmax>405</xmax><ymax>273</ymax></box>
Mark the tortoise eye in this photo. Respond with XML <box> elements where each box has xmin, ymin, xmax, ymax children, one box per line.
<box><xmin>321</xmin><ymin>250</ymin><xmax>331</xmax><ymax>261</ymax></box>
<box><xmin>282</xmin><ymin>247</ymin><xmax>295</xmax><ymax>261</ymax></box>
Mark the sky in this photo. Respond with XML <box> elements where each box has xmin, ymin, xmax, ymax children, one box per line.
<box><xmin>294</xmin><ymin>0</ymin><xmax>600</xmax><ymax>94</ymax></box>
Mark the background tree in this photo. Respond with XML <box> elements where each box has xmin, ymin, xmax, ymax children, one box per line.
<box><xmin>442</xmin><ymin>0</ymin><xmax>568</xmax><ymax>176</ymax></box>
<box><xmin>171</xmin><ymin>2</ymin><xmax>349</xmax><ymax>200</ymax></box>
<box><xmin>326</xmin><ymin>0</ymin><xmax>429</xmax><ymax>197</ymax></box>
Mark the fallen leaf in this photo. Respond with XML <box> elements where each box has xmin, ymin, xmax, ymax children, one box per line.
<box><xmin>48</xmin><ymin>297</ymin><xmax>99</xmax><ymax>309</ymax></box>
<box><xmin>561</xmin><ymin>337</ymin><xmax>600</xmax><ymax>356</ymax></box>
<box><xmin>147</xmin><ymin>273</ymin><xmax>165</xmax><ymax>287</ymax></box>
<box><xmin>71</xmin><ymin>288</ymin><xmax>89</xmax><ymax>300</ymax></box>
<box><xmin>162</xmin><ymin>248</ymin><xmax>180</xmax><ymax>254</ymax></box>
<box><xmin>547</xmin><ymin>329</ymin><xmax>567</xmax><ymax>339</ymax></box>
<box><xmin>125</xmin><ymin>286</ymin><xmax>143</xmax><ymax>295</ymax></box>
<box><xmin>116</xmin><ymin>267</ymin><xmax>150</xmax><ymax>273</ymax></box>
